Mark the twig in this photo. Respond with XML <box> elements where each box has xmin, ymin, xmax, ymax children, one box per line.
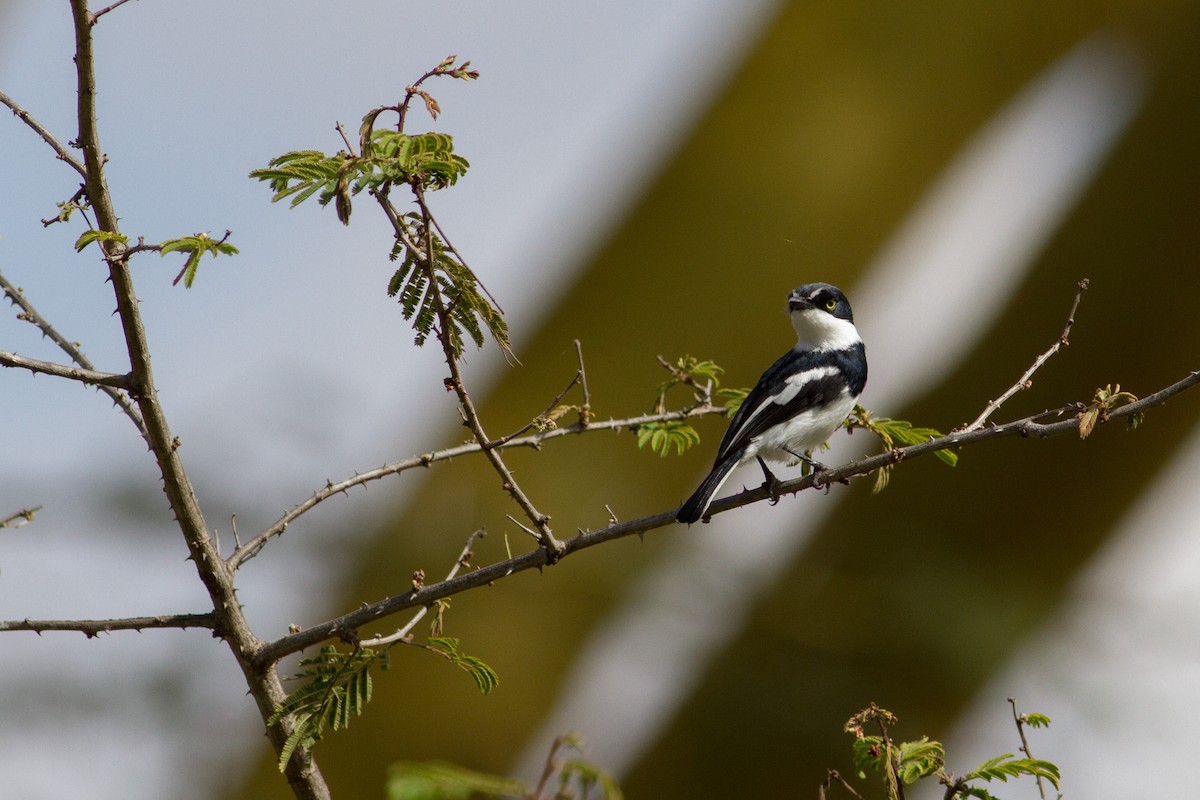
<box><xmin>0</xmin><ymin>88</ymin><xmax>87</xmax><ymax>178</ymax></box>
<box><xmin>532</xmin><ymin>735</ymin><xmax>570</xmax><ymax>800</ymax></box>
<box><xmin>1009</xmin><ymin>697</ymin><xmax>1050</xmax><ymax>800</ymax></box>
<box><xmin>1</xmin><ymin>269</ymin><xmax>148</xmax><ymax>440</ymax></box>
<box><xmin>255</xmin><ymin>368</ymin><xmax>1200</xmax><ymax>665</ymax></box>
<box><xmin>489</xmin><ymin>367</ymin><xmax>582</xmax><ymax>447</ymax></box>
<box><xmin>89</xmin><ymin>0</ymin><xmax>135</xmax><ymax>23</ymax></box>
<box><xmin>506</xmin><ymin>514</ymin><xmax>542</xmax><ymax>542</ymax></box>
<box><xmin>575</xmin><ymin>339</ymin><xmax>592</xmax><ymax>425</ymax></box>
<box><xmin>426</xmin><ymin>212</ymin><xmax>505</xmax><ymax>319</ymax></box>
<box><xmin>963</xmin><ymin>279</ymin><xmax>1089</xmax><ymax>432</ymax></box>
<box><xmin>412</xmin><ymin>185</ymin><xmax>562</xmax><ymax>557</ymax></box>
<box><xmin>334</xmin><ymin>121</ymin><xmax>357</xmax><ymax>156</ymax></box>
<box><xmin>0</xmin><ymin>506</ymin><xmax>43</xmax><ymax>529</ymax></box>
<box><xmin>819</xmin><ymin>770</ymin><xmax>865</xmax><ymax>800</ymax></box>
<box><xmin>359</xmin><ymin>529</ymin><xmax>486</xmax><ymax>648</ymax></box>
<box><xmin>0</xmin><ymin>348</ymin><xmax>134</xmax><ymax>389</ymax></box>
<box><xmin>878</xmin><ymin>715</ymin><xmax>903</xmax><ymax>800</ymax></box>
<box><xmin>0</xmin><ymin>612</ymin><xmax>216</xmax><ymax>636</ymax></box>
<box><xmin>228</xmin><ymin>402</ymin><xmax>727</xmax><ymax>569</ymax></box>
<box><xmin>40</xmin><ymin>185</ymin><xmax>87</xmax><ymax>227</ymax></box>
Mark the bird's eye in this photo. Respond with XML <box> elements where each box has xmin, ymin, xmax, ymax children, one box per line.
<box><xmin>824</xmin><ymin>298</ymin><xmax>837</xmax><ymax>311</ymax></box>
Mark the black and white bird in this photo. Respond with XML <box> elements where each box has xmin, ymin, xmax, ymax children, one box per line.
<box><xmin>675</xmin><ymin>282</ymin><xmax>867</xmax><ymax>524</ymax></box>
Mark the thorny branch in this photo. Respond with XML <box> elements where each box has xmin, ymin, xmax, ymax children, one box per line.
<box><xmin>227</xmin><ymin>401</ymin><xmax>727</xmax><ymax>569</ymax></box>
<box><xmin>40</xmin><ymin>4</ymin><xmax>334</xmax><ymax>797</ymax></box>
<box><xmin>1009</xmin><ymin>697</ymin><xmax>1053</xmax><ymax>800</ymax></box>
<box><xmin>0</xmin><ymin>348</ymin><xmax>133</xmax><ymax>388</ymax></box>
<box><xmin>412</xmin><ymin>185</ymin><xmax>561</xmax><ymax>557</ymax></box>
<box><xmin>0</xmin><ymin>88</ymin><xmax>87</xmax><ymax>178</ymax></box>
<box><xmin>255</xmin><ymin>367</ymin><xmax>1200</xmax><ymax>665</ymax></box>
<box><xmin>0</xmin><ymin>270</ymin><xmax>148</xmax><ymax>440</ymax></box>
<box><xmin>358</xmin><ymin>529</ymin><xmax>487</xmax><ymax>648</ymax></box>
<box><xmin>962</xmin><ymin>279</ymin><xmax>1089</xmax><ymax>432</ymax></box>
<box><xmin>0</xmin><ymin>613</ymin><xmax>217</xmax><ymax>636</ymax></box>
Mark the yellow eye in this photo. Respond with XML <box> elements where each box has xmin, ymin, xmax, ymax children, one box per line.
<box><xmin>824</xmin><ymin>298</ymin><xmax>837</xmax><ymax>311</ymax></box>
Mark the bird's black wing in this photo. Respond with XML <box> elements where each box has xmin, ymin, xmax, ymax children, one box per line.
<box><xmin>714</xmin><ymin>347</ymin><xmax>855</xmax><ymax>461</ymax></box>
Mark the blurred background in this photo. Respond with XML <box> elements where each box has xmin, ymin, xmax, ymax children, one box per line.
<box><xmin>2</xmin><ymin>2</ymin><xmax>1199</xmax><ymax>798</ymax></box>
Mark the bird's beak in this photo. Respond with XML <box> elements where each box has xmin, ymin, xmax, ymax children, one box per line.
<box><xmin>788</xmin><ymin>293</ymin><xmax>813</xmax><ymax>312</ymax></box>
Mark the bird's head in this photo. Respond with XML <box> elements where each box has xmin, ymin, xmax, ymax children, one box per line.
<box><xmin>787</xmin><ymin>283</ymin><xmax>861</xmax><ymax>350</ymax></box>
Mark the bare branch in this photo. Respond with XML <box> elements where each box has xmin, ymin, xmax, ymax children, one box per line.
<box><xmin>89</xmin><ymin>0</ymin><xmax>136</xmax><ymax>23</ymax></box>
<box><xmin>489</xmin><ymin>367</ymin><xmax>581</xmax><ymax>447</ymax></box>
<box><xmin>412</xmin><ymin>185</ymin><xmax>561</xmax><ymax>556</ymax></box>
<box><xmin>0</xmin><ymin>506</ymin><xmax>42</xmax><ymax>530</ymax></box>
<box><xmin>2</xmin><ymin>260</ymin><xmax>147</xmax><ymax>441</ymax></box>
<box><xmin>256</xmin><ymin>368</ymin><xmax>1200</xmax><ymax>665</ymax></box>
<box><xmin>575</xmin><ymin>339</ymin><xmax>592</xmax><ymax>424</ymax></box>
<box><xmin>963</xmin><ymin>279</ymin><xmax>1089</xmax><ymax>432</ymax></box>
<box><xmin>359</xmin><ymin>529</ymin><xmax>486</xmax><ymax>648</ymax></box>
<box><xmin>0</xmin><ymin>612</ymin><xmax>216</xmax><ymax>637</ymax></box>
<box><xmin>229</xmin><ymin>402</ymin><xmax>727</xmax><ymax>570</ymax></box>
<box><xmin>0</xmin><ymin>88</ymin><xmax>87</xmax><ymax>178</ymax></box>
<box><xmin>0</xmin><ymin>348</ymin><xmax>133</xmax><ymax>389</ymax></box>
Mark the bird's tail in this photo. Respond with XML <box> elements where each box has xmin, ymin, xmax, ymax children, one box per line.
<box><xmin>676</xmin><ymin>450</ymin><xmax>743</xmax><ymax>524</ymax></box>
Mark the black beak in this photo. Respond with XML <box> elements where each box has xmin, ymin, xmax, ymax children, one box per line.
<box><xmin>788</xmin><ymin>293</ymin><xmax>813</xmax><ymax>312</ymax></box>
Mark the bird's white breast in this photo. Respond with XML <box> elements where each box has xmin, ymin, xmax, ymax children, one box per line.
<box><xmin>744</xmin><ymin>382</ymin><xmax>856</xmax><ymax>465</ymax></box>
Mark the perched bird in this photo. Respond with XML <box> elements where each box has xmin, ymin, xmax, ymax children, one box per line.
<box><xmin>675</xmin><ymin>282</ymin><xmax>867</xmax><ymax>524</ymax></box>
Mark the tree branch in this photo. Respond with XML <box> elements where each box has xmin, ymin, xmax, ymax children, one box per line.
<box><xmin>89</xmin><ymin>0</ymin><xmax>136</xmax><ymax>23</ymax></box>
<box><xmin>0</xmin><ymin>88</ymin><xmax>87</xmax><ymax>178</ymax></box>
<box><xmin>0</xmin><ymin>612</ymin><xmax>216</xmax><ymax>637</ymax></box>
<box><xmin>255</xmin><ymin>368</ymin><xmax>1199</xmax><ymax>665</ymax></box>
<box><xmin>358</xmin><ymin>529</ymin><xmax>486</xmax><ymax>648</ymax></box>
<box><xmin>66</xmin><ymin>4</ymin><xmax>329</xmax><ymax>796</ymax></box>
<box><xmin>0</xmin><ymin>506</ymin><xmax>42</xmax><ymax>530</ymax></box>
<box><xmin>963</xmin><ymin>279</ymin><xmax>1089</xmax><ymax>432</ymax></box>
<box><xmin>411</xmin><ymin>185</ymin><xmax>561</xmax><ymax>556</ymax></box>
<box><xmin>0</xmin><ymin>348</ymin><xmax>134</xmax><ymax>388</ymax></box>
<box><xmin>1</xmin><ymin>270</ymin><xmax>147</xmax><ymax>438</ymax></box>
<box><xmin>229</xmin><ymin>397</ymin><xmax>727</xmax><ymax>570</ymax></box>
<box><xmin>1008</xmin><ymin>697</ymin><xmax>1050</xmax><ymax>800</ymax></box>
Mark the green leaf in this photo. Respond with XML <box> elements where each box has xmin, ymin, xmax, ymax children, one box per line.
<box><xmin>74</xmin><ymin>228</ymin><xmax>128</xmax><ymax>253</ymax></box>
<box><xmin>359</xmin><ymin>105</ymin><xmax>390</xmax><ymax>157</ymax></box>
<box><xmin>426</xmin><ymin>637</ymin><xmax>499</xmax><ymax>694</ymax></box>
<box><xmin>850</xmin><ymin>736</ymin><xmax>889</xmax><ymax>775</ymax></box>
<box><xmin>966</xmin><ymin>754</ymin><xmax>1060</xmax><ymax>789</ymax></box>
<box><xmin>385</xmin><ymin>222</ymin><xmax>509</xmax><ymax>358</ymax></box>
<box><xmin>249</xmin><ymin>150</ymin><xmax>345</xmax><ymax>208</ymax></box>
<box><xmin>845</xmin><ymin>406</ymin><xmax>957</xmax><ymax>493</ymax></box>
<box><xmin>636</xmin><ymin>421</ymin><xmax>701</xmax><ymax>457</ymax></box>
<box><xmin>250</xmin><ymin>72</ymin><xmax>512</xmax><ymax>359</ymax></box>
<box><xmin>958</xmin><ymin>787</ymin><xmax>1001</xmax><ymax>800</ymax></box>
<box><xmin>269</xmin><ymin>645</ymin><xmax>385</xmax><ymax>771</ymax></box>
<box><xmin>687</xmin><ymin>359</ymin><xmax>724</xmax><ymax>386</ymax></box>
<box><xmin>159</xmin><ymin>232</ymin><xmax>239</xmax><ymax>288</ymax></box>
<box><xmin>1022</xmin><ymin>712</ymin><xmax>1051</xmax><ymax>728</ymax></box>
<box><xmin>386</xmin><ymin>761</ymin><xmax>524</xmax><ymax>800</ymax></box>
<box><xmin>716</xmin><ymin>387</ymin><xmax>749</xmax><ymax>416</ymax></box>
<box><xmin>895</xmin><ymin>736</ymin><xmax>944</xmax><ymax>784</ymax></box>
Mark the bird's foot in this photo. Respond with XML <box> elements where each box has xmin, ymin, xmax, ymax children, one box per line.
<box><xmin>756</xmin><ymin>456</ymin><xmax>784</xmax><ymax>505</ymax></box>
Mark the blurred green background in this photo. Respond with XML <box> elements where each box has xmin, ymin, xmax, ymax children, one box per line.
<box><xmin>234</xmin><ymin>2</ymin><xmax>1200</xmax><ymax>798</ymax></box>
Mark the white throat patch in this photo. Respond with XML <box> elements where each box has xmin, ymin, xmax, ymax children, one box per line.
<box><xmin>790</xmin><ymin>308</ymin><xmax>861</xmax><ymax>351</ymax></box>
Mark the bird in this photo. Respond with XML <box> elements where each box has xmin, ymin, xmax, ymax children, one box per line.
<box><xmin>675</xmin><ymin>282</ymin><xmax>867</xmax><ymax>524</ymax></box>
